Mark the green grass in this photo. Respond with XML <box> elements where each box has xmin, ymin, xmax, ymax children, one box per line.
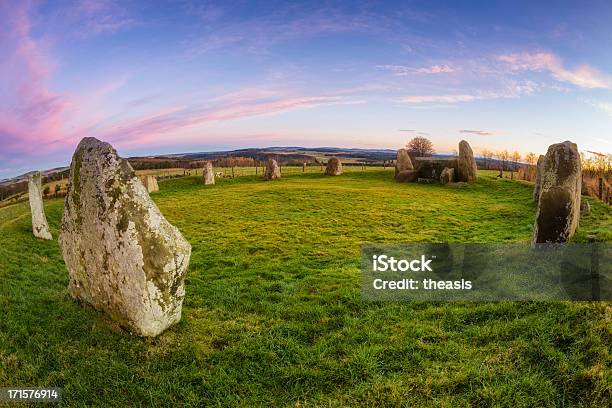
<box><xmin>0</xmin><ymin>170</ymin><xmax>610</xmax><ymax>407</ymax></box>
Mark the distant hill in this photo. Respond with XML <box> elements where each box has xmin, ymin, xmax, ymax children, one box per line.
<box><xmin>166</xmin><ymin>146</ymin><xmax>399</xmax><ymax>163</ymax></box>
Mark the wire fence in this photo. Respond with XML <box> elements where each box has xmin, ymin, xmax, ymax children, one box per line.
<box><xmin>144</xmin><ymin>165</ymin><xmax>395</xmax><ymax>180</ymax></box>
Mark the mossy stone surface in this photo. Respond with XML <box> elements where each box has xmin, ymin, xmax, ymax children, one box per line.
<box><xmin>59</xmin><ymin>137</ymin><xmax>191</xmax><ymax>336</ymax></box>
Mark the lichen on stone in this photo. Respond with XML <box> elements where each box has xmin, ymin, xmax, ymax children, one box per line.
<box><xmin>59</xmin><ymin>137</ymin><xmax>191</xmax><ymax>337</ymax></box>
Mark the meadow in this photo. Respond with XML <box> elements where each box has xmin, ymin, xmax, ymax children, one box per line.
<box><xmin>0</xmin><ymin>169</ymin><xmax>610</xmax><ymax>406</ymax></box>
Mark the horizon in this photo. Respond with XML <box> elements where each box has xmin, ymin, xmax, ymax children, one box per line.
<box><xmin>2</xmin><ymin>0</ymin><xmax>612</xmax><ymax>179</ymax></box>
<box><xmin>0</xmin><ymin>143</ymin><xmax>465</xmax><ymax>181</ymax></box>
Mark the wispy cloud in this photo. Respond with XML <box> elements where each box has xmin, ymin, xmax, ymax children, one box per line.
<box><xmin>0</xmin><ymin>1</ymin><xmax>69</xmax><ymax>160</ymax></box>
<box><xmin>498</xmin><ymin>52</ymin><xmax>612</xmax><ymax>89</ymax></box>
<box><xmin>185</xmin><ymin>6</ymin><xmax>372</xmax><ymax>55</ymax></box>
<box><xmin>587</xmin><ymin>100</ymin><xmax>612</xmax><ymax>116</ymax></box>
<box><xmin>96</xmin><ymin>94</ymin><xmax>360</xmax><ymax>147</ymax></box>
<box><xmin>71</xmin><ymin>0</ymin><xmax>136</xmax><ymax>37</ymax></box>
<box><xmin>377</xmin><ymin>64</ymin><xmax>453</xmax><ymax>76</ymax></box>
<box><xmin>459</xmin><ymin>129</ymin><xmax>494</xmax><ymax>136</ymax></box>
<box><xmin>399</xmin><ymin>81</ymin><xmax>537</xmax><ymax>105</ymax></box>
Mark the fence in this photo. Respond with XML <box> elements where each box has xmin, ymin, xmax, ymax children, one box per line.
<box><xmin>142</xmin><ymin>164</ymin><xmax>393</xmax><ymax>180</ymax></box>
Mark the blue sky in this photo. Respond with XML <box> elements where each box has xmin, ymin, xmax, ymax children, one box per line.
<box><xmin>1</xmin><ymin>0</ymin><xmax>612</xmax><ymax>178</ymax></box>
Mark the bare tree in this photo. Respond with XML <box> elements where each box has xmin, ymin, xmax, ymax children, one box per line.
<box><xmin>496</xmin><ymin>150</ymin><xmax>510</xmax><ymax>178</ymax></box>
<box><xmin>525</xmin><ymin>152</ymin><xmax>537</xmax><ymax>165</ymax></box>
<box><xmin>406</xmin><ymin>137</ymin><xmax>435</xmax><ymax>157</ymax></box>
<box><xmin>481</xmin><ymin>149</ymin><xmax>494</xmax><ymax>169</ymax></box>
<box><xmin>510</xmin><ymin>151</ymin><xmax>521</xmax><ymax>179</ymax></box>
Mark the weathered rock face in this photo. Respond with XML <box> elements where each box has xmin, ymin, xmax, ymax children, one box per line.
<box><xmin>394</xmin><ymin>149</ymin><xmax>413</xmax><ymax>178</ymax></box>
<box><xmin>59</xmin><ymin>137</ymin><xmax>191</xmax><ymax>337</ymax></box>
<box><xmin>139</xmin><ymin>175</ymin><xmax>159</xmax><ymax>193</ymax></box>
<box><xmin>457</xmin><ymin>140</ymin><xmax>478</xmax><ymax>182</ymax></box>
<box><xmin>440</xmin><ymin>167</ymin><xmax>455</xmax><ymax>185</ymax></box>
<box><xmin>532</xmin><ymin>141</ymin><xmax>582</xmax><ymax>244</ymax></box>
<box><xmin>203</xmin><ymin>162</ymin><xmax>215</xmax><ymax>185</ymax></box>
<box><xmin>395</xmin><ymin>170</ymin><xmax>419</xmax><ymax>183</ymax></box>
<box><xmin>533</xmin><ymin>154</ymin><xmax>545</xmax><ymax>202</ymax></box>
<box><xmin>28</xmin><ymin>172</ymin><xmax>52</xmax><ymax>240</ymax></box>
<box><xmin>264</xmin><ymin>159</ymin><xmax>281</xmax><ymax>180</ymax></box>
<box><xmin>325</xmin><ymin>157</ymin><xmax>343</xmax><ymax>176</ymax></box>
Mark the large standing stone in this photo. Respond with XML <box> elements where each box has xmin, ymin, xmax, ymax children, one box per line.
<box><xmin>139</xmin><ymin>175</ymin><xmax>159</xmax><ymax>193</ymax></box>
<box><xmin>457</xmin><ymin>140</ymin><xmax>478</xmax><ymax>182</ymax></box>
<box><xmin>440</xmin><ymin>167</ymin><xmax>455</xmax><ymax>185</ymax></box>
<box><xmin>532</xmin><ymin>141</ymin><xmax>582</xmax><ymax>244</ymax></box>
<box><xmin>533</xmin><ymin>154</ymin><xmax>545</xmax><ymax>202</ymax></box>
<box><xmin>394</xmin><ymin>149</ymin><xmax>413</xmax><ymax>179</ymax></box>
<box><xmin>264</xmin><ymin>159</ymin><xmax>281</xmax><ymax>180</ymax></box>
<box><xmin>59</xmin><ymin>137</ymin><xmax>191</xmax><ymax>337</ymax></box>
<box><xmin>28</xmin><ymin>171</ymin><xmax>52</xmax><ymax>240</ymax></box>
<box><xmin>325</xmin><ymin>157</ymin><xmax>343</xmax><ymax>176</ymax></box>
<box><xmin>396</xmin><ymin>170</ymin><xmax>419</xmax><ymax>182</ymax></box>
<box><xmin>203</xmin><ymin>161</ymin><xmax>215</xmax><ymax>185</ymax></box>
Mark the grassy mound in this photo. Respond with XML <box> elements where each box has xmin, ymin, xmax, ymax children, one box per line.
<box><xmin>0</xmin><ymin>170</ymin><xmax>610</xmax><ymax>406</ymax></box>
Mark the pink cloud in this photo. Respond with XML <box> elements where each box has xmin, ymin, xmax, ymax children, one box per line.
<box><xmin>0</xmin><ymin>1</ymin><xmax>69</xmax><ymax>161</ymax></box>
<box><xmin>498</xmin><ymin>52</ymin><xmax>612</xmax><ymax>89</ymax></box>
<box><xmin>95</xmin><ymin>95</ymin><xmax>356</xmax><ymax>148</ymax></box>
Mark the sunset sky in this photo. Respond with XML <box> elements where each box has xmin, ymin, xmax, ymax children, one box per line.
<box><xmin>1</xmin><ymin>0</ymin><xmax>612</xmax><ymax>178</ymax></box>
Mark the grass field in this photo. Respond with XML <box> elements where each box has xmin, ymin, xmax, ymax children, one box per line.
<box><xmin>0</xmin><ymin>169</ymin><xmax>610</xmax><ymax>406</ymax></box>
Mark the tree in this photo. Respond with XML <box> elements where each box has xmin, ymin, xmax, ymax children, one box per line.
<box><xmin>481</xmin><ymin>149</ymin><xmax>494</xmax><ymax>169</ymax></box>
<box><xmin>43</xmin><ymin>186</ymin><xmax>50</xmax><ymax>197</ymax></box>
<box><xmin>496</xmin><ymin>150</ymin><xmax>510</xmax><ymax>177</ymax></box>
<box><xmin>55</xmin><ymin>184</ymin><xmax>62</xmax><ymax>196</ymax></box>
<box><xmin>525</xmin><ymin>152</ymin><xmax>537</xmax><ymax>165</ymax></box>
<box><xmin>510</xmin><ymin>151</ymin><xmax>521</xmax><ymax>179</ymax></box>
<box><xmin>406</xmin><ymin>137</ymin><xmax>435</xmax><ymax>157</ymax></box>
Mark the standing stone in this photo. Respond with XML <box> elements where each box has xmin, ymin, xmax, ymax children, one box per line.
<box><xmin>440</xmin><ymin>167</ymin><xmax>455</xmax><ymax>185</ymax></box>
<box><xmin>28</xmin><ymin>171</ymin><xmax>52</xmax><ymax>240</ymax></box>
<box><xmin>532</xmin><ymin>141</ymin><xmax>582</xmax><ymax>244</ymax></box>
<box><xmin>580</xmin><ymin>199</ymin><xmax>591</xmax><ymax>215</ymax></box>
<box><xmin>325</xmin><ymin>157</ymin><xmax>343</xmax><ymax>176</ymax></box>
<box><xmin>59</xmin><ymin>137</ymin><xmax>191</xmax><ymax>337</ymax></box>
<box><xmin>203</xmin><ymin>161</ymin><xmax>215</xmax><ymax>185</ymax></box>
<box><xmin>394</xmin><ymin>148</ymin><xmax>413</xmax><ymax>179</ymax></box>
<box><xmin>457</xmin><ymin>140</ymin><xmax>478</xmax><ymax>182</ymax></box>
<box><xmin>396</xmin><ymin>170</ymin><xmax>419</xmax><ymax>182</ymax></box>
<box><xmin>533</xmin><ymin>154</ymin><xmax>545</xmax><ymax>202</ymax></box>
<box><xmin>264</xmin><ymin>159</ymin><xmax>281</xmax><ymax>180</ymax></box>
<box><xmin>140</xmin><ymin>175</ymin><xmax>159</xmax><ymax>193</ymax></box>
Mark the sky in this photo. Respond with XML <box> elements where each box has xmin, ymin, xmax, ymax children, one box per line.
<box><xmin>1</xmin><ymin>0</ymin><xmax>612</xmax><ymax>178</ymax></box>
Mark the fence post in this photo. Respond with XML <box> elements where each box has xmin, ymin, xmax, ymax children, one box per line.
<box><xmin>232</xmin><ymin>167</ymin><xmax>235</xmax><ymax>178</ymax></box>
<box><xmin>599</xmin><ymin>177</ymin><xmax>604</xmax><ymax>200</ymax></box>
